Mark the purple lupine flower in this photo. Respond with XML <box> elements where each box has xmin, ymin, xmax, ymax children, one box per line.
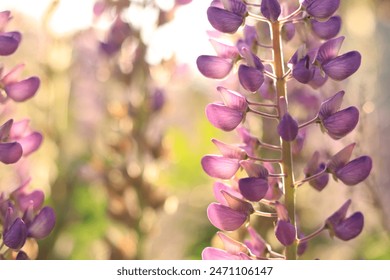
<box><xmin>304</xmin><ymin>151</ymin><xmax>329</xmax><ymax>191</ymax></box>
<box><xmin>0</xmin><ymin>11</ymin><xmax>21</xmax><ymax>56</ymax></box>
<box><xmin>9</xmin><ymin>119</ymin><xmax>43</xmax><ymax>156</ymax></box>
<box><xmin>237</xmin><ymin>46</ymin><xmax>264</xmax><ymax>92</ymax></box>
<box><xmin>3</xmin><ymin>217</ymin><xmax>27</xmax><ymax>249</ymax></box>
<box><xmin>196</xmin><ymin>55</ymin><xmax>234</xmax><ymax>79</ymax></box>
<box><xmin>207</xmin><ymin>190</ymin><xmax>254</xmax><ymax>231</ymax></box>
<box><xmin>205</xmin><ymin>87</ymin><xmax>248</xmax><ymax>131</ymax></box>
<box><xmin>274</xmin><ymin>202</ymin><xmax>296</xmax><ymax>246</ymax></box>
<box><xmin>277</xmin><ymin>113</ymin><xmax>299</xmax><ymax>141</ymax></box>
<box><xmin>327</xmin><ymin>143</ymin><xmax>373</xmax><ymax>186</ymax></box>
<box><xmin>261</xmin><ymin>0</ymin><xmax>281</xmax><ymax>22</ymax></box>
<box><xmin>26</xmin><ymin>206</ymin><xmax>56</xmax><ymax>239</ymax></box>
<box><xmin>244</xmin><ymin>226</ymin><xmax>267</xmax><ymax>258</ymax></box>
<box><xmin>311</xmin><ymin>16</ymin><xmax>341</xmax><ymax>40</ymax></box>
<box><xmin>238</xmin><ymin>161</ymin><xmax>269</xmax><ymax>202</ymax></box>
<box><xmin>318</xmin><ymin>91</ymin><xmax>359</xmax><ymax>139</ymax></box>
<box><xmin>315</xmin><ymin>37</ymin><xmax>361</xmax><ymax>81</ymax></box>
<box><xmin>207</xmin><ymin>0</ymin><xmax>247</xmax><ymax>34</ymax></box>
<box><xmin>1</xmin><ymin>64</ymin><xmax>40</xmax><ymax>102</ymax></box>
<box><xmin>302</xmin><ymin>0</ymin><xmax>340</xmax><ymax>19</ymax></box>
<box><xmin>326</xmin><ymin>200</ymin><xmax>364</xmax><ymax>241</ymax></box>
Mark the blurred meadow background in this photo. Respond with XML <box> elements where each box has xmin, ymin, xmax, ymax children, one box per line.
<box><xmin>0</xmin><ymin>0</ymin><xmax>389</xmax><ymax>259</ymax></box>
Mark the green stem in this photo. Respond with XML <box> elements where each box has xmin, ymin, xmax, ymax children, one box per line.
<box><xmin>271</xmin><ymin>20</ymin><xmax>297</xmax><ymax>260</ymax></box>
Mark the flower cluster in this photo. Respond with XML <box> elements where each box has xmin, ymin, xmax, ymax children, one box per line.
<box><xmin>0</xmin><ymin>11</ymin><xmax>55</xmax><ymax>260</ymax></box>
<box><xmin>198</xmin><ymin>0</ymin><xmax>372</xmax><ymax>259</ymax></box>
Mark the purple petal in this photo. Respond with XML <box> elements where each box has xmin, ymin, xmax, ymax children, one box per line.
<box><xmin>16</xmin><ymin>190</ymin><xmax>45</xmax><ymax>212</ymax></box>
<box><xmin>228</xmin><ymin>0</ymin><xmax>247</xmax><ymax>16</ymax></box>
<box><xmin>210</xmin><ymin>39</ymin><xmax>238</xmax><ymax>59</ymax></box>
<box><xmin>17</xmin><ymin>132</ymin><xmax>43</xmax><ymax>156</ymax></box>
<box><xmin>238</xmin><ymin>65</ymin><xmax>264</xmax><ymax>92</ymax></box>
<box><xmin>0</xmin><ymin>142</ymin><xmax>23</xmax><ymax>164</ymax></box>
<box><xmin>336</xmin><ymin>156</ymin><xmax>372</xmax><ymax>186</ymax></box>
<box><xmin>206</xmin><ymin>103</ymin><xmax>244</xmax><ymax>131</ymax></box>
<box><xmin>292</xmin><ymin>56</ymin><xmax>314</xmax><ymax>83</ymax></box>
<box><xmin>27</xmin><ymin>206</ymin><xmax>56</xmax><ymax>239</ymax></box>
<box><xmin>207</xmin><ymin>6</ymin><xmax>244</xmax><ymax>34</ymax></box>
<box><xmin>327</xmin><ymin>143</ymin><xmax>356</xmax><ymax>173</ymax></box>
<box><xmin>326</xmin><ymin>199</ymin><xmax>352</xmax><ymax>227</ymax></box>
<box><xmin>245</xmin><ymin>226</ymin><xmax>267</xmax><ymax>257</ymax></box>
<box><xmin>3</xmin><ymin>218</ymin><xmax>27</xmax><ymax>249</ymax></box>
<box><xmin>221</xmin><ymin>190</ymin><xmax>254</xmax><ymax>214</ymax></box>
<box><xmin>322</xmin><ymin>51</ymin><xmax>362</xmax><ymax>81</ymax></box>
<box><xmin>0</xmin><ymin>119</ymin><xmax>13</xmax><ymax>141</ymax></box>
<box><xmin>240</xmin><ymin>160</ymin><xmax>269</xmax><ymax>178</ymax></box>
<box><xmin>16</xmin><ymin>251</ymin><xmax>29</xmax><ymax>260</ymax></box>
<box><xmin>277</xmin><ymin>113</ymin><xmax>299</xmax><ymax>142</ymax></box>
<box><xmin>316</xmin><ymin>36</ymin><xmax>345</xmax><ymax>64</ymax></box>
<box><xmin>212</xmin><ymin>139</ymin><xmax>246</xmax><ymax>159</ymax></box>
<box><xmin>334</xmin><ymin>212</ymin><xmax>364</xmax><ymax>241</ymax></box>
<box><xmin>0</xmin><ymin>11</ymin><xmax>11</xmax><ymax>30</ymax></box>
<box><xmin>322</xmin><ymin>106</ymin><xmax>359</xmax><ymax>140</ymax></box>
<box><xmin>309</xmin><ymin>67</ymin><xmax>328</xmax><ymax>89</ymax></box>
<box><xmin>213</xmin><ymin>182</ymin><xmax>243</xmax><ymax>205</ymax></box>
<box><xmin>9</xmin><ymin>119</ymin><xmax>29</xmax><ymax>139</ymax></box>
<box><xmin>311</xmin><ymin>16</ymin><xmax>341</xmax><ymax>40</ymax></box>
<box><xmin>0</xmin><ymin>32</ymin><xmax>21</xmax><ymax>56</ymax></box>
<box><xmin>261</xmin><ymin>0</ymin><xmax>281</xmax><ymax>22</ymax></box>
<box><xmin>303</xmin><ymin>0</ymin><xmax>340</xmax><ymax>19</ymax></box>
<box><xmin>4</xmin><ymin>76</ymin><xmax>40</xmax><ymax>102</ymax></box>
<box><xmin>318</xmin><ymin>90</ymin><xmax>345</xmax><ymax>120</ymax></box>
<box><xmin>217</xmin><ymin>232</ymin><xmax>249</xmax><ymax>255</ymax></box>
<box><xmin>275</xmin><ymin>220</ymin><xmax>296</xmax><ymax>246</ymax></box>
<box><xmin>309</xmin><ymin>168</ymin><xmax>329</xmax><ymax>191</ymax></box>
<box><xmin>196</xmin><ymin>55</ymin><xmax>233</xmax><ymax>79</ymax></box>
<box><xmin>238</xmin><ymin>177</ymin><xmax>269</xmax><ymax>202</ymax></box>
<box><xmin>217</xmin><ymin>86</ymin><xmax>248</xmax><ymax>111</ymax></box>
<box><xmin>201</xmin><ymin>155</ymin><xmax>240</xmax><ymax>179</ymax></box>
<box><xmin>207</xmin><ymin>203</ymin><xmax>248</xmax><ymax>231</ymax></box>
<box><xmin>202</xmin><ymin>247</ymin><xmax>250</xmax><ymax>260</ymax></box>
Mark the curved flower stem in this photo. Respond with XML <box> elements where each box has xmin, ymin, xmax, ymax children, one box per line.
<box><xmin>279</xmin><ymin>4</ymin><xmax>303</xmax><ymax>23</ymax></box>
<box><xmin>248</xmin><ymin>155</ymin><xmax>282</xmax><ymax>163</ymax></box>
<box><xmin>264</xmin><ymin>70</ymin><xmax>277</xmax><ymax>80</ymax></box>
<box><xmin>243</xmin><ymin>1</ymin><xmax>262</xmax><ymax>7</ymax></box>
<box><xmin>268</xmin><ymin>173</ymin><xmax>286</xmax><ymax>178</ymax></box>
<box><xmin>298</xmin><ymin>116</ymin><xmax>318</xmax><ymax>129</ymax></box>
<box><xmin>259</xmin><ymin>141</ymin><xmax>282</xmax><ymax>151</ymax></box>
<box><xmin>298</xmin><ymin>225</ymin><xmax>325</xmax><ymax>244</ymax></box>
<box><xmin>253</xmin><ymin>210</ymin><xmax>278</xmax><ymax>218</ymax></box>
<box><xmin>247</xmin><ymin>100</ymin><xmax>278</xmax><ymax>108</ymax></box>
<box><xmin>295</xmin><ymin>167</ymin><xmax>327</xmax><ymax>187</ymax></box>
<box><xmin>248</xmin><ymin>11</ymin><xmax>270</xmax><ymax>22</ymax></box>
<box><xmin>248</xmin><ymin>108</ymin><xmax>279</xmax><ymax>119</ymax></box>
<box><xmin>271</xmin><ymin>20</ymin><xmax>297</xmax><ymax>260</ymax></box>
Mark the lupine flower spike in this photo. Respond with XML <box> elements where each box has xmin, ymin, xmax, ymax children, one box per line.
<box><xmin>198</xmin><ymin>0</ymin><xmax>372</xmax><ymax>260</ymax></box>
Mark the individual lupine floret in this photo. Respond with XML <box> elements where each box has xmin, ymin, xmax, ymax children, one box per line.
<box><xmin>274</xmin><ymin>202</ymin><xmax>296</xmax><ymax>246</ymax></box>
<box><xmin>327</xmin><ymin>143</ymin><xmax>373</xmax><ymax>186</ymax></box>
<box><xmin>202</xmin><ymin>232</ymin><xmax>252</xmax><ymax>260</ymax></box>
<box><xmin>0</xmin><ymin>119</ymin><xmax>23</xmax><ymax>164</ymax></box>
<box><xmin>0</xmin><ymin>11</ymin><xmax>21</xmax><ymax>56</ymax></box>
<box><xmin>310</xmin><ymin>16</ymin><xmax>341</xmax><ymax>40</ymax></box>
<box><xmin>207</xmin><ymin>0</ymin><xmax>247</xmax><ymax>34</ymax></box>
<box><xmin>237</xmin><ymin>45</ymin><xmax>265</xmax><ymax>92</ymax></box>
<box><xmin>317</xmin><ymin>90</ymin><xmax>359</xmax><ymax>139</ymax></box>
<box><xmin>238</xmin><ymin>160</ymin><xmax>269</xmax><ymax>202</ymax></box>
<box><xmin>0</xmin><ymin>64</ymin><xmax>40</xmax><ymax>102</ymax></box>
<box><xmin>301</xmin><ymin>0</ymin><xmax>340</xmax><ymax>20</ymax></box>
<box><xmin>304</xmin><ymin>151</ymin><xmax>329</xmax><ymax>191</ymax></box>
<box><xmin>314</xmin><ymin>36</ymin><xmax>361</xmax><ymax>81</ymax></box>
<box><xmin>325</xmin><ymin>199</ymin><xmax>364</xmax><ymax>241</ymax></box>
<box><xmin>207</xmin><ymin>190</ymin><xmax>254</xmax><ymax>231</ymax></box>
<box><xmin>205</xmin><ymin>87</ymin><xmax>248</xmax><ymax>131</ymax></box>
<box><xmin>261</xmin><ymin>0</ymin><xmax>281</xmax><ymax>22</ymax></box>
